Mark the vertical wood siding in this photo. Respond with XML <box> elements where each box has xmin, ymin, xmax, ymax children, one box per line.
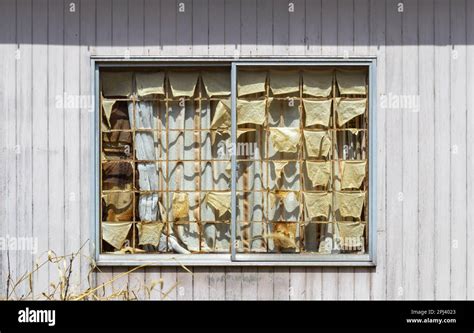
<box><xmin>0</xmin><ymin>0</ymin><xmax>472</xmax><ymax>300</ymax></box>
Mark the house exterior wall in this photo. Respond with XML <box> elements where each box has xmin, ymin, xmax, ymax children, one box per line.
<box><xmin>0</xmin><ymin>0</ymin><xmax>473</xmax><ymax>300</ymax></box>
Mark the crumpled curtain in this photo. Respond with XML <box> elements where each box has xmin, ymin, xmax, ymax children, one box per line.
<box><xmin>136</xmin><ymin>72</ymin><xmax>165</xmax><ymax>97</ymax></box>
<box><xmin>168</xmin><ymin>71</ymin><xmax>199</xmax><ymax>97</ymax></box>
<box><xmin>238</xmin><ymin>70</ymin><xmax>267</xmax><ymax>96</ymax></box>
<box><xmin>202</xmin><ymin>71</ymin><xmax>231</xmax><ymax>97</ymax></box>
<box><xmin>303</xmin><ymin>69</ymin><xmax>333</xmax><ymax>97</ymax></box>
<box><xmin>269</xmin><ymin>70</ymin><xmax>300</xmax><ymax>95</ymax></box>
<box><xmin>335</xmin><ymin>98</ymin><xmax>367</xmax><ymax>126</ymax></box>
<box><xmin>265</xmin><ymin>99</ymin><xmax>301</xmax><ymax>253</ymax></box>
<box><xmin>131</xmin><ymin>101</ymin><xmax>189</xmax><ymax>253</ymax></box>
<box><xmin>336</xmin><ymin>70</ymin><xmax>367</xmax><ymax>95</ymax></box>
<box><xmin>101</xmin><ymin>72</ymin><xmax>133</xmax><ymax>97</ymax></box>
<box><xmin>202</xmin><ymin>100</ymin><xmax>231</xmax><ymax>252</ymax></box>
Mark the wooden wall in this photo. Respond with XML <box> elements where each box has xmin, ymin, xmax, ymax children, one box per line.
<box><xmin>0</xmin><ymin>0</ymin><xmax>473</xmax><ymax>300</ymax></box>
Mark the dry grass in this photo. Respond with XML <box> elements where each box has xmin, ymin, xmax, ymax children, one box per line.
<box><xmin>1</xmin><ymin>241</ymin><xmax>178</xmax><ymax>301</ymax></box>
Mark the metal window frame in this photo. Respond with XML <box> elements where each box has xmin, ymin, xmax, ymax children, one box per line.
<box><xmin>91</xmin><ymin>56</ymin><xmax>377</xmax><ymax>267</ymax></box>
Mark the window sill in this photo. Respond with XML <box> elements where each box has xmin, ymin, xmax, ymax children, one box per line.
<box><xmin>96</xmin><ymin>253</ymin><xmax>376</xmax><ymax>267</ymax></box>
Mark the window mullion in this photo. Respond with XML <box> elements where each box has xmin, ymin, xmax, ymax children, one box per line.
<box><xmin>230</xmin><ymin>63</ymin><xmax>237</xmax><ymax>261</ymax></box>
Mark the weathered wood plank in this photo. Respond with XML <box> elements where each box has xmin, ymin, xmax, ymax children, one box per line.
<box><xmin>417</xmin><ymin>0</ymin><xmax>435</xmax><ymax>300</ymax></box>
<box><xmin>304</xmin><ymin>0</ymin><xmax>321</xmax><ymax>55</ymax></box>
<box><xmin>467</xmin><ymin>0</ymin><xmax>474</xmax><ymax>301</ymax></box>
<box><xmin>288</xmin><ymin>0</ymin><xmax>305</xmax><ymax>55</ymax></box>
<box><xmin>449</xmin><ymin>0</ymin><xmax>467</xmax><ymax>300</ymax></box>
<box><xmin>47</xmin><ymin>0</ymin><xmax>65</xmax><ymax>297</ymax></box>
<box><xmin>16</xmin><ymin>0</ymin><xmax>33</xmax><ymax>299</ymax></box>
<box><xmin>160</xmin><ymin>0</ymin><xmax>177</xmax><ymax>55</ymax></box>
<box><xmin>385</xmin><ymin>0</ymin><xmax>403</xmax><ymax>300</ymax></box>
<box><xmin>31</xmin><ymin>0</ymin><xmax>49</xmax><ymax>298</ymax></box>
<box><xmin>145</xmin><ymin>267</ymin><xmax>162</xmax><ymax>300</ymax></box>
<box><xmin>177</xmin><ymin>267</ymin><xmax>193</xmax><ymax>300</ymax></box>
<box><xmin>401</xmin><ymin>0</ymin><xmax>419</xmax><ymax>300</ymax></box>
<box><xmin>95</xmin><ymin>0</ymin><xmax>112</xmax><ymax>55</ymax></box>
<box><xmin>161</xmin><ymin>267</ymin><xmax>178</xmax><ymax>300</ymax></box>
<box><xmin>240</xmin><ymin>0</ymin><xmax>257</xmax><ymax>56</ymax></box>
<box><xmin>257</xmin><ymin>267</ymin><xmax>274</xmax><ymax>300</ymax></box>
<box><xmin>129</xmin><ymin>0</ymin><xmax>145</xmax><ymax>55</ymax></box>
<box><xmin>368</xmin><ymin>0</ymin><xmax>386</xmax><ymax>301</ymax></box>
<box><xmin>192</xmin><ymin>267</ymin><xmax>210</xmax><ymax>300</ymax></box>
<box><xmin>208</xmin><ymin>0</ymin><xmax>225</xmax><ymax>56</ymax></box>
<box><xmin>306</xmin><ymin>268</ymin><xmax>322</xmax><ymax>300</ymax></box>
<box><xmin>256</xmin><ymin>0</ymin><xmax>272</xmax><ymax>56</ymax></box>
<box><xmin>144</xmin><ymin>0</ymin><xmax>161</xmax><ymax>55</ymax></box>
<box><xmin>241</xmin><ymin>267</ymin><xmax>258</xmax><ymax>300</ymax></box>
<box><xmin>112</xmin><ymin>0</ymin><xmax>128</xmax><ymax>55</ymax></box>
<box><xmin>0</xmin><ymin>0</ymin><xmax>18</xmax><ymax>298</ymax></box>
<box><xmin>64</xmin><ymin>0</ymin><xmax>82</xmax><ymax>296</ymax></box>
<box><xmin>224</xmin><ymin>0</ymin><xmax>240</xmax><ymax>56</ymax></box>
<box><xmin>209</xmin><ymin>267</ymin><xmax>225</xmax><ymax>300</ymax></box>
<box><xmin>433</xmin><ymin>0</ymin><xmax>451</xmax><ymax>300</ymax></box>
<box><xmin>192</xmin><ymin>0</ymin><xmax>208</xmax><ymax>56</ymax></box>
<box><xmin>272</xmin><ymin>0</ymin><xmax>289</xmax><ymax>55</ymax></box>
<box><xmin>176</xmin><ymin>0</ymin><xmax>192</xmax><ymax>55</ymax></box>
<box><xmin>225</xmin><ymin>267</ymin><xmax>242</xmax><ymax>300</ymax></box>
<box><xmin>273</xmin><ymin>267</ymin><xmax>290</xmax><ymax>300</ymax></box>
<box><xmin>289</xmin><ymin>267</ymin><xmax>306</xmax><ymax>300</ymax></box>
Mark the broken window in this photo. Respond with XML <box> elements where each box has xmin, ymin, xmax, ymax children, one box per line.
<box><xmin>98</xmin><ymin>63</ymin><xmax>371</xmax><ymax>262</ymax></box>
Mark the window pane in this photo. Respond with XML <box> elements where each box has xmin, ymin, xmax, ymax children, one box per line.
<box><xmin>235</xmin><ymin>66</ymin><xmax>369</xmax><ymax>255</ymax></box>
<box><xmin>100</xmin><ymin>68</ymin><xmax>231</xmax><ymax>254</ymax></box>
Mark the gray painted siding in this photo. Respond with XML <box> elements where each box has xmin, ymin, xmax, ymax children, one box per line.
<box><xmin>0</xmin><ymin>0</ymin><xmax>473</xmax><ymax>300</ymax></box>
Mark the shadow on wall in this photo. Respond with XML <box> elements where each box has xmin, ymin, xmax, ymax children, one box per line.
<box><xmin>0</xmin><ymin>0</ymin><xmax>469</xmax><ymax>48</ymax></box>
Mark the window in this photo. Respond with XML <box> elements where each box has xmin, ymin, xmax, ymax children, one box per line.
<box><xmin>94</xmin><ymin>59</ymin><xmax>376</xmax><ymax>265</ymax></box>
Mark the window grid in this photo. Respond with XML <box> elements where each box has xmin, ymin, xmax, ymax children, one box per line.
<box><xmin>96</xmin><ymin>61</ymin><xmax>374</xmax><ymax>264</ymax></box>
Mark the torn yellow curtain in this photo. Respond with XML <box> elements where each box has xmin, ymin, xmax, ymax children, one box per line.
<box><xmin>341</xmin><ymin>160</ymin><xmax>367</xmax><ymax>189</ymax></box>
<box><xmin>269</xmin><ymin>70</ymin><xmax>300</xmax><ymax>95</ymax></box>
<box><xmin>337</xmin><ymin>222</ymin><xmax>365</xmax><ymax>250</ymax></box>
<box><xmin>303</xmin><ymin>130</ymin><xmax>332</xmax><ymax>158</ymax></box>
<box><xmin>136</xmin><ymin>72</ymin><xmax>165</xmax><ymax>96</ymax></box>
<box><xmin>238</xmin><ymin>71</ymin><xmax>267</xmax><ymax>96</ymax></box>
<box><xmin>168</xmin><ymin>72</ymin><xmax>199</xmax><ymax>97</ymax></box>
<box><xmin>335</xmin><ymin>98</ymin><xmax>367</xmax><ymax>126</ymax></box>
<box><xmin>303</xmin><ymin>70</ymin><xmax>333</xmax><ymax>97</ymax></box>
<box><xmin>102</xmin><ymin>192</ymin><xmax>134</xmax><ymax>221</ymax></box>
<box><xmin>210</xmin><ymin>99</ymin><xmax>231</xmax><ymax>130</ymax></box>
<box><xmin>268</xmin><ymin>192</ymin><xmax>279</xmax><ymax>209</ymax></box>
<box><xmin>269</xmin><ymin>127</ymin><xmax>300</xmax><ymax>153</ymax></box>
<box><xmin>335</xmin><ymin>191</ymin><xmax>365</xmax><ymax>218</ymax></box>
<box><xmin>336</xmin><ymin>70</ymin><xmax>367</xmax><ymax>95</ymax></box>
<box><xmin>237</xmin><ymin>99</ymin><xmax>266</xmax><ymax>125</ymax></box>
<box><xmin>306</xmin><ymin>161</ymin><xmax>331</xmax><ymax>187</ymax></box>
<box><xmin>303</xmin><ymin>99</ymin><xmax>332</xmax><ymax>127</ymax></box>
<box><xmin>102</xmin><ymin>99</ymin><xmax>116</xmax><ymax>128</ymax></box>
<box><xmin>102</xmin><ymin>222</ymin><xmax>132</xmax><ymax>249</ymax></box>
<box><xmin>172</xmin><ymin>192</ymin><xmax>190</xmax><ymax>219</ymax></box>
<box><xmin>205</xmin><ymin>191</ymin><xmax>231</xmax><ymax>218</ymax></box>
<box><xmin>273</xmin><ymin>161</ymin><xmax>288</xmax><ymax>184</ymax></box>
<box><xmin>304</xmin><ymin>192</ymin><xmax>331</xmax><ymax>219</ymax></box>
<box><xmin>101</xmin><ymin>72</ymin><xmax>133</xmax><ymax>97</ymax></box>
<box><xmin>269</xmin><ymin>190</ymin><xmax>295</xmax><ymax>209</ymax></box>
<box><xmin>137</xmin><ymin>222</ymin><xmax>164</xmax><ymax>247</ymax></box>
<box><xmin>202</xmin><ymin>71</ymin><xmax>230</xmax><ymax>96</ymax></box>
<box><xmin>272</xmin><ymin>223</ymin><xmax>297</xmax><ymax>249</ymax></box>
